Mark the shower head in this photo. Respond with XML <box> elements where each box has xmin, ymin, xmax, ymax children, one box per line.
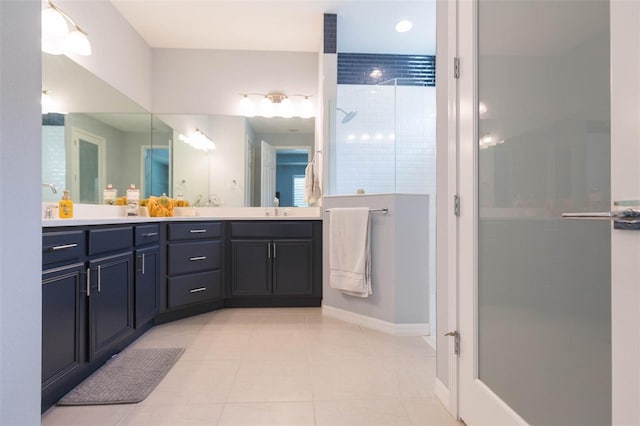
<box><xmin>336</xmin><ymin>107</ymin><xmax>358</xmax><ymax>124</ymax></box>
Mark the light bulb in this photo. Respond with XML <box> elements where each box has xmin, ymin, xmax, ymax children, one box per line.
<box><xmin>479</xmin><ymin>101</ymin><xmax>488</xmax><ymax>115</ymax></box>
<box><xmin>41</xmin><ymin>91</ymin><xmax>53</xmax><ymax>114</ymax></box>
<box><xmin>239</xmin><ymin>95</ymin><xmax>255</xmax><ymax>117</ymax></box>
<box><xmin>42</xmin><ymin>7</ymin><xmax>68</xmax><ymax>36</ymax></box>
<box><xmin>279</xmin><ymin>97</ymin><xmax>293</xmax><ymax>118</ymax></box>
<box><xmin>42</xmin><ymin>34</ymin><xmax>66</xmax><ymax>55</ymax></box>
<box><xmin>260</xmin><ymin>96</ymin><xmax>274</xmax><ymax>118</ymax></box>
<box><xmin>300</xmin><ymin>97</ymin><xmax>313</xmax><ymax>119</ymax></box>
<box><xmin>66</xmin><ymin>29</ymin><xmax>91</xmax><ymax>56</ymax></box>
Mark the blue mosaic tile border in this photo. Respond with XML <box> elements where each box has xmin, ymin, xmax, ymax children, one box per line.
<box><xmin>324</xmin><ymin>14</ymin><xmax>337</xmax><ymax>54</ymax></box>
<box><xmin>338</xmin><ymin>53</ymin><xmax>435</xmax><ymax>86</ymax></box>
<box><xmin>42</xmin><ymin>113</ymin><xmax>65</xmax><ymax>126</ymax></box>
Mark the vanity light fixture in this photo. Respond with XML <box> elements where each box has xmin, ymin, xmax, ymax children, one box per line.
<box><xmin>178</xmin><ymin>129</ymin><xmax>216</xmax><ymax>152</ymax></box>
<box><xmin>239</xmin><ymin>93</ymin><xmax>314</xmax><ymax>118</ymax></box>
<box><xmin>42</xmin><ymin>0</ymin><xmax>92</xmax><ymax>56</ymax></box>
<box><xmin>41</xmin><ymin>89</ymin><xmax>67</xmax><ymax>114</ymax></box>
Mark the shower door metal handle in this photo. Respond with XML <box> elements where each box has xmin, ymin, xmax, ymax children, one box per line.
<box><xmin>562</xmin><ymin>208</ymin><xmax>640</xmax><ymax>220</ymax></box>
<box><xmin>563</xmin><ymin>203</ymin><xmax>640</xmax><ymax>230</ymax></box>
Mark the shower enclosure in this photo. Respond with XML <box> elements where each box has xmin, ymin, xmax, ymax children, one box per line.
<box><xmin>329</xmin><ymin>78</ymin><xmax>436</xmax><ymax>197</ymax></box>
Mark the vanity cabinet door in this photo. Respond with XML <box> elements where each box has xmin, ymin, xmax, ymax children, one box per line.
<box><xmin>230</xmin><ymin>240</ymin><xmax>272</xmax><ymax>296</ymax></box>
<box><xmin>272</xmin><ymin>239</ymin><xmax>313</xmax><ymax>296</ymax></box>
<box><xmin>88</xmin><ymin>252</ymin><xmax>134</xmax><ymax>361</ymax></box>
<box><xmin>135</xmin><ymin>246</ymin><xmax>159</xmax><ymax>328</ymax></box>
<box><xmin>42</xmin><ymin>263</ymin><xmax>86</xmax><ymax>387</ymax></box>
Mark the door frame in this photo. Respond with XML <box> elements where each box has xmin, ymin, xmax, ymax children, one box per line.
<box><xmin>70</xmin><ymin>127</ymin><xmax>106</xmax><ymax>203</ymax></box>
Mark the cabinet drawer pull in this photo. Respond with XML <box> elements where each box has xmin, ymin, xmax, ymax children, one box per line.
<box><xmin>141</xmin><ymin>253</ymin><xmax>146</xmax><ymax>275</ymax></box>
<box><xmin>97</xmin><ymin>265</ymin><xmax>102</xmax><ymax>293</ymax></box>
<box><xmin>51</xmin><ymin>243</ymin><xmax>78</xmax><ymax>251</ymax></box>
<box><xmin>189</xmin><ymin>229</ymin><xmax>207</xmax><ymax>234</ymax></box>
<box><xmin>189</xmin><ymin>287</ymin><xmax>207</xmax><ymax>293</ymax></box>
<box><xmin>189</xmin><ymin>256</ymin><xmax>207</xmax><ymax>261</ymax></box>
<box><xmin>273</xmin><ymin>242</ymin><xmax>277</xmax><ymax>259</ymax></box>
<box><xmin>142</xmin><ymin>232</ymin><xmax>158</xmax><ymax>237</ymax></box>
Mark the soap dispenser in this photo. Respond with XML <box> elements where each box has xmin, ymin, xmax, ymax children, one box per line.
<box><xmin>103</xmin><ymin>184</ymin><xmax>117</xmax><ymax>205</ymax></box>
<box><xmin>59</xmin><ymin>190</ymin><xmax>74</xmax><ymax>219</ymax></box>
<box><xmin>126</xmin><ymin>184</ymin><xmax>140</xmax><ymax>216</ymax></box>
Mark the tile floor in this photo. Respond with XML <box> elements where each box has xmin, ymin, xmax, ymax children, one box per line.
<box><xmin>41</xmin><ymin>307</ymin><xmax>461</xmax><ymax>426</ymax></box>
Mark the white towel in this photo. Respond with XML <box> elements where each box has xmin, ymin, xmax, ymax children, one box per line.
<box><xmin>328</xmin><ymin>207</ymin><xmax>372</xmax><ymax>297</ymax></box>
<box><xmin>303</xmin><ymin>161</ymin><xmax>322</xmax><ymax>204</ymax></box>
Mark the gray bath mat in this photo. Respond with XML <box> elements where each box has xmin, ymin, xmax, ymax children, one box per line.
<box><xmin>58</xmin><ymin>347</ymin><xmax>184</xmax><ymax>406</ymax></box>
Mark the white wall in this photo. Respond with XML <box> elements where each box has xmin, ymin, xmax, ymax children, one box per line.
<box><xmin>0</xmin><ymin>1</ymin><xmax>42</xmax><ymax>423</ymax></box>
<box><xmin>55</xmin><ymin>0</ymin><xmax>153</xmax><ymax>111</ymax></box>
<box><xmin>152</xmin><ymin>49</ymin><xmax>319</xmax><ymax>116</ymax></box>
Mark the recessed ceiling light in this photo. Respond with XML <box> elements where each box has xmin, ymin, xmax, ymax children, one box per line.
<box><xmin>395</xmin><ymin>20</ymin><xmax>413</xmax><ymax>33</ymax></box>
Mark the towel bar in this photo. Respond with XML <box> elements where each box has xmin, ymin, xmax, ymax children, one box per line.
<box><xmin>325</xmin><ymin>208</ymin><xmax>389</xmax><ymax>214</ymax></box>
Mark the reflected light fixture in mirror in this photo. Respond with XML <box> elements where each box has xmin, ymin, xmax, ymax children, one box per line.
<box><xmin>395</xmin><ymin>20</ymin><xmax>413</xmax><ymax>33</ymax></box>
<box><xmin>42</xmin><ymin>0</ymin><xmax>92</xmax><ymax>56</ymax></box>
<box><xmin>41</xmin><ymin>90</ymin><xmax>66</xmax><ymax>114</ymax></box>
<box><xmin>239</xmin><ymin>93</ymin><xmax>313</xmax><ymax>119</ymax></box>
<box><xmin>178</xmin><ymin>129</ymin><xmax>216</xmax><ymax>152</ymax></box>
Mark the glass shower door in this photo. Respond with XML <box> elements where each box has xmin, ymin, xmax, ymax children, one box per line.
<box><xmin>458</xmin><ymin>0</ymin><xmax>613</xmax><ymax>424</ymax></box>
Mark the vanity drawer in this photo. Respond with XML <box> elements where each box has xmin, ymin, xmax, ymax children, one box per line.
<box><xmin>43</xmin><ymin>231</ymin><xmax>86</xmax><ymax>265</ymax></box>
<box><xmin>88</xmin><ymin>226</ymin><xmax>133</xmax><ymax>255</ymax></box>
<box><xmin>230</xmin><ymin>221</ymin><xmax>313</xmax><ymax>239</ymax></box>
<box><xmin>168</xmin><ymin>222</ymin><xmax>221</xmax><ymax>241</ymax></box>
<box><xmin>167</xmin><ymin>270</ymin><xmax>221</xmax><ymax>309</ymax></box>
<box><xmin>167</xmin><ymin>241</ymin><xmax>220</xmax><ymax>275</ymax></box>
<box><xmin>135</xmin><ymin>224</ymin><xmax>160</xmax><ymax>246</ymax></box>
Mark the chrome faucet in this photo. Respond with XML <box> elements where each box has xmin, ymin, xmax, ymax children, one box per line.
<box><xmin>274</xmin><ymin>197</ymin><xmax>280</xmax><ymax>216</ymax></box>
<box><xmin>42</xmin><ymin>183</ymin><xmax>57</xmax><ymax>194</ymax></box>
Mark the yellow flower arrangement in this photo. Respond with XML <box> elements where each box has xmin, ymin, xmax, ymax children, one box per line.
<box><xmin>114</xmin><ymin>195</ymin><xmax>190</xmax><ymax>217</ymax></box>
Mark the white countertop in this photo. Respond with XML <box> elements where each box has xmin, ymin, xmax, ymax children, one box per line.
<box><xmin>41</xmin><ymin>205</ymin><xmax>322</xmax><ymax>227</ymax></box>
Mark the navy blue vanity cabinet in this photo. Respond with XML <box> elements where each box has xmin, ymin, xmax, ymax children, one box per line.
<box><xmin>230</xmin><ymin>240</ymin><xmax>272</xmax><ymax>296</ymax></box>
<box><xmin>165</xmin><ymin>222</ymin><xmax>223</xmax><ymax>312</ymax></box>
<box><xmin>41</xmin><ymin>230</ymin><xmax>87</xmax><ymax>412</ymax></box>
<box><xmin>134</xmin><ymin>225</ymin><xmax>161</xmax><ymax>328</ymax></box>
<box><xmin>87</xmin><ymin>227</ymin><xmax>134</xmax><ymax>361</ymax></box>
<box><xmin>227</xmin><ymin>221</ymin><xmax>322</xmax><ymax>307</ymax></box>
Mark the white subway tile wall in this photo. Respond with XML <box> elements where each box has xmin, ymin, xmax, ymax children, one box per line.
<box><xmin>331</xmin><ymin>84</ymin><xmax>436</xmax><ymax>196</ymax></box>
<box><xmin>42</xmin><ymin>125</ymin><xmax>66</xmax><ymax>203</ymax></box>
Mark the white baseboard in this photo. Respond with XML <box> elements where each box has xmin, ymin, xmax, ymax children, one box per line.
<box><xmin>321</xmin><ymin>305</ymin><xmax>429</xmax><ymax>336</ymax></box>
<box><xmin>435</xmin><ymin>377</ymin><xmax>451</xmax><ymax>412</ymax></box>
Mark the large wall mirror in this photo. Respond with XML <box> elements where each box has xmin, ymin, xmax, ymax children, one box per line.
<box><xmin>157</xmin><ymin>114</ymin><xmax>314</xmax><ymax>208</ymax></box>
<box><xmin>42</xmin><ymin>54</ymin><xmax>157</xmax><ymax>204</ymax></box>
<box><xmin>42</xmin><ymin>54</ymin><xmax>314</xmax><ymax>207</ymax></box>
